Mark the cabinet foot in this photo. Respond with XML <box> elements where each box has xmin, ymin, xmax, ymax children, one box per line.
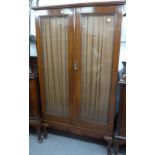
<box><xmin>42</xmin><ymin>124</ymin><xmax>48</xmax><ymax>139</ymax></box>
<box><xmin>113</xmin><ymin>136</ymin><xmax>126</xmax><ymax>155</ymax></box>
<box><xmin>38</xmin><ymin>136</ymin><xmax>44</xmax><ymax>143</ymax></box>
<box><xmin>104</xmin><ymin>136</ymin><xmax>113</xmax><ymax>155</ymax></box>
<box><xmin>36</xmin><ymin>125</ymin><xmax>44</xmax><ymax>143</ymax></box>
<box><xmin>114</xmin><ymin>139</ymin><xmax>119</xmax><ymax>155</ymax></box>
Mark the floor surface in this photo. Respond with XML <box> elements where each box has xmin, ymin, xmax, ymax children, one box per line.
<box><xmin>29</xmin><ymin>132</ymin><xmax>125</xmax><ymax>155</ymax></box>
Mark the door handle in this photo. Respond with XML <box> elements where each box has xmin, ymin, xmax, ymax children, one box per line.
<box><xmin>74</xmin><ymin>62</ymin><xmax>78</xmax><ymax>71</ymax></box>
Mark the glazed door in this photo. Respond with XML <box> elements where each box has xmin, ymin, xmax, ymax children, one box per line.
<box><xmin>74</xmin><ymin>6</ymin><xmax>122</xmax><ymax>132</ymax></box>
<box><xmin>35</xmin><ymin>8</ymin><xmax>74</xmax><ymax>124</ymax></box>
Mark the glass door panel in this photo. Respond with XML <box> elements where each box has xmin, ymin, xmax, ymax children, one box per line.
<box><xmin>80</xmin><ymin>15</ymin><xmax>115</xmax><ymax>124</ymax></box>
<box><xmin>40</xmin><ymin>16</ymin><xmax>69</xmax><ymax>117</ymax></box>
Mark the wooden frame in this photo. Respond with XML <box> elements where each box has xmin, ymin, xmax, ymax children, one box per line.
<box><xmin>32</xmin><ymin>1</ymin><xmax>125</xmax><ymax>10</ymax></box>
<box><xmin>74</xmin><ymin>5</ymin><xmax>123</xmax><ymax>136</ymax></box>
<box><xmin>35</xmin><ymin>8</ymin><xmax>75</xmax><ymax>125</ymax></box>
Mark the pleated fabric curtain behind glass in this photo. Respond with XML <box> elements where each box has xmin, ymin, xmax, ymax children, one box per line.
<box><xmin>80</xmin><ymin>15</ymin><xmax>115</xmax><ymax>124</ymax></box>
<box><xmin>40</xmin><ymin>16</ymin><xmax>69</xmax><ymax>117</ymax></box>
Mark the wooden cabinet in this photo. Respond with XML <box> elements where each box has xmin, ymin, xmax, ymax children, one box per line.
<box><xmin>29</xmin><ymin>70</ymin><xmax>43</xmax><ymax>142</ymax></box>
<box><xmin>29</xmin><ymin>72</ymin><xmax>40</xmax><ymax>120</ymax></box>
<box><xmin>33</xmin><ymin>1</ymin><xmax>125</xmax><ymax>145</ymax></box>
<box><xmin>29</xmin><ymin>58</ymin><xmax>48</xmax><ymax>142</ymax></box>
<box><xmin>116</xmin><ymin>82</ymin><xmax>126</xmax><ymax>137</ymax></box>
<box><xmin>114</xmin><ymin>81</ymin><xmax>126</xmax><ymax>154</ymax></box>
